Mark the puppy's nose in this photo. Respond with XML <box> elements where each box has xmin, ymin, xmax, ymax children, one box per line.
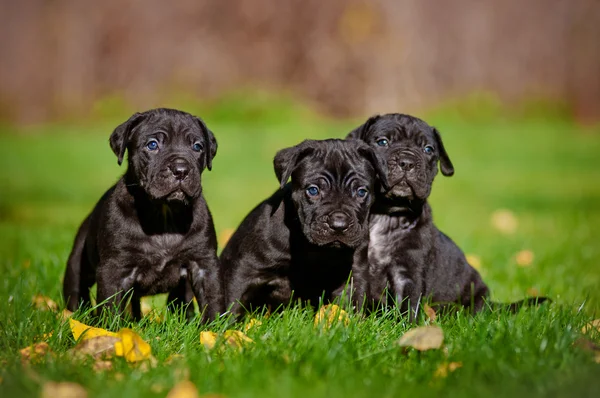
<box><xmin>327</xmin><ymin>211</ymin><xmax>350</xmax><ymax>232</ymax></box>
<box><xmin>169</xmin><ymin>159</ymin><xmax>190</xmax><ymax>181</ymax></box>
<box><xmin>399</xmin><ymin>158</ymin><xmax>415</xmax><ymax>171</ymax></box>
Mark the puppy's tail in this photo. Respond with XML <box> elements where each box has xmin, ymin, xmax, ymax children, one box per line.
<box><xmin>489</xmin><ymin>296</ymin><xmax>552</xmax><ymax>313</ymax></box>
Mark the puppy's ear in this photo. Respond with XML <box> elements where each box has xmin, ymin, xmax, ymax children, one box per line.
<box><xmin>109</xmin><ymin>112</ymin><xmax>146</xmax><ymax>166</ymax></box>
<box><xmin>359</xmin><ymin>146</ymin><xmax>389</xmax><ymax>190</ymax></box>
<box><xmin>194</xmin><ymin>117</ymin><xmax>218</xmax><ymax>171</ymax></box>
<box><xmin>273</xmin><ymin>141</ymin><xmax>316</xmax><ymax>189</ymax></box>
<box><xmin>433</xmin><ymin>127</ymin><xmax>454</xmax><ymax>176</ymax></box>
<box><xmin>346</xmin><ymin>115</ymin><xmax>380</xmax><ymax>140</ymax></box>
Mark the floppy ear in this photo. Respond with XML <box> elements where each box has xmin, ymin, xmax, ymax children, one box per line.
<box><xmin>432</xmin><ymin>127</ymin><xmax>454</xmax><ymax>176</ymax></box>
<box><xmin>109</xmin><ymin>112</ymin><xmax>145</xmax><ymax>166</ymax></box>
<box><xmin>194</xmin><ymin>117</ymin><xmax>218</xmax><ymax>171</ymax></box>
<box><xmin>346</xmin><ymin>115</ymin><xmax>381</xmax><ymax>140</ymax></box>
<box><xmin>359</xmin><ymin>146</ymin><xmax>389</xmax><ymax>191</ymax></box>
<box><xmin>273</xmin><ymin>141</ymin><xmax>315</xmax><ymax>189</ymax></box>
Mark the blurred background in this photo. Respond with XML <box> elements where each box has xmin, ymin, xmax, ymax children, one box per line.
<box><xmin>1</xmin><ymin>0</ymin><xmax>599</xmax><ymax>308</ymax></box>
<box><xmin>1</xmin><ymin>0</ymin><xmax>599</xmax><ymax>124</ymax></box>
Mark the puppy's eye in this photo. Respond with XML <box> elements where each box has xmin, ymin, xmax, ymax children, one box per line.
<box><xmin>306</xmin><ymin>185</ymin><xmax>320</xmax><ymax>197</ymax></box>
<box><xmin>376</xmin><ymin>138</ymin><xmax>389</xmax><ymax>147</ymax></box>
<box><xmin>424</xmin><ymin>145</ymin><xmax>434</xmax><ymax>155</ymax></box>
<box><xmin>192</xmin><ymin>142</ymin><xmax>203</xmax><ymax>152</ymax></box>
<box><xmin>146</xmin><ymin>140</ymin><xmax>159</xmax><ymax>151</ymax></box>
<box><xmin>357</xmin><ymin>187</ymin><xmax>369</xmax><ymax>198</ymax></box>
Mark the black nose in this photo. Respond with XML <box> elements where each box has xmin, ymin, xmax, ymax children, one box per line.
<box><xmin>328</xmin><ymin>211</ymin><xmax>350</xmax><ymax>232</ymax></box>
<box><xmin>399</xmin><ymin>158</ymin><xmax>415</xmax><ymax>171</ymax></box>
<box><xmin>169</xmin><ymin>159</ymin><xmax>190</xmax><ymax>181</ymax></box>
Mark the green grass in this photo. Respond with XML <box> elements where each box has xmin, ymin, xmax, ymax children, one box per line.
<box><xmin>1</xmin><ymin>106</ymin><xmax>600</xmax><ymax>397</ymax></box>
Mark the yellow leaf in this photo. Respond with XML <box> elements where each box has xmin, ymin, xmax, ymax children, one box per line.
<box><xmin>93</xmin><ymin>360</ymin><xmax>113</xmax><ymax>372</ymax></box>
<box><xmin>114</xmin><ymin>328</ymin><xmax>152</xmax><ymax>362</ymax></box>
<box><xmin>434</xmin><ymin>361</ymin><xmax>463</xmax><ymax>378</ymax></box>
<box><xmin>200</xmin><ymin>331</ymin><xmax>218</xmax><ymax>350</ymax></box>
<box><xmin>244</xmin><ymin>318</ymin><xmax>263</xmax><ymax>332</ymax></box>
<box><xmin>41</xmin><ymin>381</ymin><xmax>87</xmax><ymax>398</ymax></box>
<box><xmin>515</xmin><ymin>250</ymin><xmax>534</xmax><ymax>267</ymax></box>
<box><xmin>490</xmin><ymin>209</ymin><xmax>518</xmax><ymax>234</ymax></box>
<box><xmin>465</xmin><ymin>254</ymin><xmax>481</xmax><ymax>270</ymax></box>
<box><xmin>32</xmin><ymin>294</ymin><xmax>58</xmax><ymax>311</ymax></box>
<box><xmin>166</xmin><ymin>380</ymin><xmax>199</xmax><ymax>398</ymax></box>
<box><xmin>223</xmin><ymin>330</ymin><xmax>254</xmax><ymax>350</ymax></box>
<box><xmin>20</xmin><ymin>342</ymin><xmax>52</xmax><ymax>364</ymax></box>
<box><xmin>69</xmin><ymin>319</ymin><xmax>118</xmax><ymax>342</ymax></box>
<box><xmin>423</xmin><ymin>304</ymin><xmax>437</xmax><ymax>322</ymax></box>
<box><xmin>314</xmin><ymin>304</ymin><xmax>350</xmax><ymax>328</ymax></box>
<box><xmin>397</xmin><ymin>325</ymin><xmax>444</xmax><ymax>351</ymax></box>
<box><xmin>582</xmin><ymin>319</ymin><xmax>600</xmax><ymax>334</ymax></box>
<box><xmin>70</xmin><ymin>335</ymin><xmax>119</xmax><ymax>360</ymax></box>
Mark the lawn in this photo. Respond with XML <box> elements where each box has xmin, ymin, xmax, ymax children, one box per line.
<box><xmin>1</xmin><ymin>103</ymin><xmax>600</xmax><ymax>397</ymax></box>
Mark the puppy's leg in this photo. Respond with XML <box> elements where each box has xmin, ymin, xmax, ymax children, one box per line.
<box><xmin>63</xmin><ymin>216</ymin><xmax>94</xmax><ymax>311</ymax></box>
<box><xmin>188</xmin><ymin>255</ymin><xmax>223</xmax><ymax>324</ymax></box>
<box><xmin>167</xmin><ymin>277</ymin><xmax>195</xmax><ymax>320</ymax></box>
<box><xmin>96</xmin><ymin>262</ymin><xmax>134</xmax><ymax>319</ymax></box>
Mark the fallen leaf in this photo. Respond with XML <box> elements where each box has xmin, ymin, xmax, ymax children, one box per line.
<box><xmin>69</xmin><ymin>319</ymin><xmax>118</xmax><ymax>342</ymax></box>
<box><xmin>218</xmin><ymin>228</ymin><xmax>235</xmax><ymax>247</ymax></box>
<box><xmin>423</xmin><ymin>304</ymin><xmax>437</xmax><ymax>322</ymax></box>
<box><xmin>41</xmin><ymin>381</ymin><xmax>87</xmax><ymax>398</ymax></box>
<box><xmin>60</xmin><ymin>309</ymin><xmax>74</xmax><ymax>321</ymax></box>
<box><xmin>165</xmin><ymin>354</ymin><xmax>185</xmax><ymax>364</ymax></box>
<box><xmin>114</xmin><ymin>328</ymin><xmax>152</xmax><ymax>362</ymax></box>
<box><xmin>200</xmin><ymin>330</ymin><xmax>254</xmax><ymax>351</ymax></box>
<box><xmin>70</xmin><ymin>335</ymin><xmax>119</xmax><ymax>360</ymax></box>
<box><xmin>527</xmin><ymin>287</ymin><xmax>540</xmax><ymax>297</ymax></box>
<box><xmin>244</xmin><ymin>318</ymin><xmax>263</xmax><ymax>332</ymax></box>
<box><xmin>20</xmin><ymin>342</ymin><xmax>52</xmax><ymax>364</ymax></box>
<box><xmin>32</xmin><ymin>294</ymin><xmax>58</xmax><ymax>311</ymax></box>
<box><xmin>465</xmin><ymin>254</ymin><xmax>481</xmax><ymax>270</ymax></box>
<box><xmin>397</xmin><ymin>325</ymin><xmax>444</xmax><ymax>351</ymax></box>
<box><xmin>93</xmin><ymin>360</ymin><xmax>113</xmax><ymax>372</ymax></box>
<box><xmin>200</xmin><ymin>331</ymin><xmax>218</xmax><ymax>350</ymax></box>
<box><xmin>515</xmin><ymin>250</ymin><xmax>534</xmax><ymax>267</ymax></box>
<box><xmin>490</xmin><ymin>209</ymin><xmax>518</xmax><ymax>234</ymax></box>
<box><xmin>166</xmin><ymin>380</ymin><xmax>199</xmax><ymax>398</ymax></box>
<box><xmin>434</xmin><ymin>361</ymin><xmax>463</xmax><ymax>378</ymax></box>
<box><xmin>582</xmin><ymin>319</ymin><xmax>600</xmax><ymax>334</ymax></box>
<box><xmin>314</xmin><ymin>304</ymin><xmax>350</xmax><ymax>328</ymax></box>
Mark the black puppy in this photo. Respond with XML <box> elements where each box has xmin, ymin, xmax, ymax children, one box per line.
<box><xmin>63</xmin><ymin>108</ymin><xmax>223</xmax><ymax>322</ymax></box>
<box><xmin>347</xmin><ymin>114</ymin><xmax>546</xmax><ymax>316</ymax></box>
<box><xmin>220</xmin><ymin>139</ymin><xmax>387</xmax><ymax>316</ymax></box>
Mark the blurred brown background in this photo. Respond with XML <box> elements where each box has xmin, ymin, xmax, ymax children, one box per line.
<box><xmin>1</xmin><ymin>0</ymin><xmax>599</xmax><ymax>124</ymax></box>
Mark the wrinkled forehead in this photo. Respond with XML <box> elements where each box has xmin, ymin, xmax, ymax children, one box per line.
<box><xmin>370</xmin><ymin>117</ymin><xmax>434</xmax><ymax>142</ymax></box>
<box><xmin>295</xmin><ymin>145</ymin><xmax>375</xmax><ymax>185</ymax></box>
<box><xmin>134</xmin><ymin>112</ymin><xmax>201</xmax><ymax>140</ymax></box>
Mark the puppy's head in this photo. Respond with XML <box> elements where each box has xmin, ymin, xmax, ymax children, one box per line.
<box><xmin>109</xmin><ymin>108</ymin><xmax>217</xmax><ymax>202</ymax></box>
<box><xmin>274</xmin><ymin>139</ymin><xmax>387</xmax><ymax>248</ymax></box>
<box><xmin>347</xmin><ymin>114</ymin><xmax>453</xmax><ymax>201</ymax></box>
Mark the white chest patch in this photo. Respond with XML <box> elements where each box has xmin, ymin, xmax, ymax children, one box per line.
<box><xmin>368</xmin><ymin>221</ymin><xmax>393</xmax><ymax>266</ymax></box>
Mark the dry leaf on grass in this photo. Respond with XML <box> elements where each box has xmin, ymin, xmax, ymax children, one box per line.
<box><xmin>490</xmin><ymin>209</ymin><xmax>518</xmax><ymax>234</ymax></box>
<box><xmin>114</xmin><ymin>328</ymin><xmax>152</xmax><ymax>362</ymax></box>
<box><xmin>434</xmin><ymin>361</ymin><xmax>463</xmax><ymax>378</ymax></box>
<box><xmin>397</xmin><ymin>325</ymin><xmax>444</xmax><ymax>351</ymax></box>
<box><xmin>200</xmin><ymin>330</ymin><xmax>253</xmax><ymax>351</ymax></box>
<box><xmin>92</xmin><ymin>360</ymin><xmax>113</xmax><ymax>372</ymax></box>
<box><xmin>465</xmin><ymin>254</ymin><xmax>481</xmax><ymax>270</ymax></box>
<box><xmin>32</xmin><ymin>294</ymin><xmax>58</xmax><ymax>311</ymax></box>
<box><xmin>527</xmin><ymin>287</ymin><xmax>540</xmax><ymax>297</ymax></box>
<box><xmin>166</xmin><ymin>380</ymin><xmax>199</xmax><ymax>398</ymax></box>
<box><xmin>314</xmin><ymin>304</ymin><xmax>350</xmax><ymax>328</ymax></box>
<box><xmin>70</xmin><ymin>335</ymin><xmax>120</xmax><ymax>360</ymax></box>
<box><xmin>41</xmin><ymin>381</ymin><xmax>87</xmax><ymax>398</ymax></box>
<box><xmin>582</xmin><ymin>319</ymin><xmax>600</xmax><ymax>334</ymax></box>
<box><xmin>573</xmin><ymin>337</ymin><xmax>600</xmax><ymax>364</ymax></box>
<box><xmin>69</xmin><ymin>319</ymin><xmax>118</xmax><ymax>342</ymax></box>
<box><xmin>244</xmin><ymin>318</ymin><xmax>263</xmax><ymax>332</ymax></box>
<box><xmin>515</xmin><ymin>250</ymin><xmax>534</xmax><ymax>267</ymax></box>
<box><xmin>20</xmin><ymin>342</ymin><xmax>52</xmax><ymax>364</ymax></box>
<box><xmin>423</xmin><ymin>304</ymin><xmax>437</xmax><ymax>322</ymax></box>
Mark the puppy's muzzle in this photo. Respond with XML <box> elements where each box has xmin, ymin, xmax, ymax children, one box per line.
<box><xmin>327</xmin><ymin>211</ymin><xmax>351</xmax><ymax>232</ymax></box>
<box><xmin>168</xmin><ymin>158</ymin><xmax>191</xmax><ymax>181</ymax></box>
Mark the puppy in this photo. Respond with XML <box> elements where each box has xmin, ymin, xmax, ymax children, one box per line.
<box><xmin>347</xmin><ymin>114</ymin><xmax>547</xmax><ymax>316</ymax></box>
<box><xmin>220</xmin><ymin>139</ymin><xmax>387</xmax><ymax>316</ymax></box>
<box><xmin>63</xmin><ymin>108</ymin><xmax>223</xmax><ymax>322</ymax></box>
